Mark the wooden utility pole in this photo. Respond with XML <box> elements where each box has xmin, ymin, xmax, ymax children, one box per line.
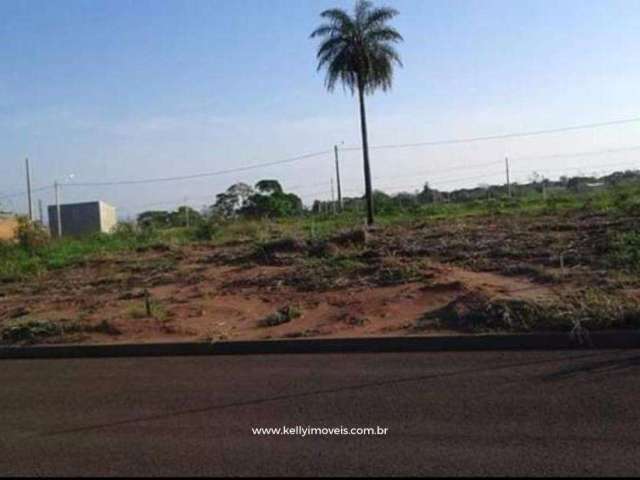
<box><xmin>54</xmin><ymin>181</ymin><xmax>62</xmax><ymax>237</ymax></box>
<box><xmin>334</xmin><ymin>145</ymin><xmax>343</xmax><ymax>212</ymax></box>
<box><xmin>37</xmin><ymin>199</ymin><xmax>43</xmax><ymax>224</ymax></box>
<box><xmin>330</xmin><ymin>178</ymin><xmax>336</xmax><ymax>215</ymax></box>
<box><xmin>25</xmin><ymin>158</ymin><xmax>33</xmax><ymax>220</ymax></box>
<box><xmin>505</xmin><ymin>157</ymin><xmax>512</xmax><ymax>198</ymax></box>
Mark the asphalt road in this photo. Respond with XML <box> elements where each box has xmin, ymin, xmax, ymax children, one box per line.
<box><xmin>1</xmin><ymin>350</ymin><xmax>639</xmax><ymax>476</ymax></box>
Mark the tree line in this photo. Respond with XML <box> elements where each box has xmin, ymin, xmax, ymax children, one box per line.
<box><xmin>136</xmin><ymin>169</ymin><xmax>640</xmax><ymax>228</ymax></box>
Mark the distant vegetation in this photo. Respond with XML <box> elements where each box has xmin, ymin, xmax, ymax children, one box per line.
<box><xmin>134</xmin><ymin>169</ymin><xmax>640</xmax><ymax>225</ymax></box>
<box><xmin>210</xmin><ymin>180</ymin><xmax>303</xmax><ymax>220</ymax></box>
<box><xmin>1</xmin><ymin>169</ymin><xmax>639</xmax><ymax>282</ymax></box>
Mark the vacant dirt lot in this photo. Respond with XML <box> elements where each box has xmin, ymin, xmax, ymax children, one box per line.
<box><xmin>1</xmin><ymin>210</ymin><xmax>639</xmax><ymax>345</ymax></box>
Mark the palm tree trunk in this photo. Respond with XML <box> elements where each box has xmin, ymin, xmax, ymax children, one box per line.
<box><xmin>357</xmin><ymin>84</ymin><xmax>374</xmax><ymax>226</ymax></box>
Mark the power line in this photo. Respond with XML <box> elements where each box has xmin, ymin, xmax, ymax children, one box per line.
<box><xmin>23</xmin><ymin>117</ymin><xmax>640</xmax><ymax>190</ymax></box>
<box><xmin>510</xmin><ymin>144</ymin><xmax>640</xmax><ymax>162</ymax></box>
<box><xmin>119</xmin><ymin>182</ymin><xmax>334</xmax><ymax>213</ymax></box>
<box><xmin>4</xmin><ymin>144</ymin><xmax>630</xmax><ymax>202</ymax></box>
<box><xmin>119</xmin><ymin>156</ymin><xmax>639</xmax><ymax>213</ymax></box>
<box><xmin>0</xmin><ymin>185</ymin><xmax>53</xmax><ymax>201</ymax></box>
<box><xmin>337</xmin><ymin>143</ymin><xmax>640</xmax><ymax>192</ymax></box>
<box><xmin>5</xmin><ymin>117</ymin><xmax>640</xmax><ymax>213</ymax></box>
<box><xmin>376</xmin><ymin>172</ymin><xmax>505</xmax><ymax>193</ymax></box>
<box><xmin>342</xmin><ymin>117</ymin><xmax>640</xmax><ymax>151</ymax></box>
<box><xmin>118</xmin><ymin>193</ymin><xmax>216</xmax><ymax>212</ymax></box>
<box><xmin>340</xmin><ymin>160</ymin><xmax>504</xmax><ymax>186</ymax></box>
<box><xmin>511</xmin><ymin>159</ymin><xmax>640</xmax><ymax>178</ymax></box>
<box><xmin>65</xmin><ymin>150</ymin><xmax>332</xmax><ymax>187</ymax></box>
<box><xmin>341</xmin><ymin>157</ymin><xmax>639</xmax><ymax>198</ymax></box>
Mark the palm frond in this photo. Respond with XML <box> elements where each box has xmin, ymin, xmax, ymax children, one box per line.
<box><xmin>364</xmin><ymin>6</ymin><xmax>398</xmax><ymax>28</ymax></box>
<box><xmin>319</xmin><ymin>8</ymin><xmax>354</xmax><ymax>29</ymax></box>
<box><xmin>311</xmin><ymin>1</ymin><xmax>403</xmax><ymax>96</ymax></box>
<box><xmin>316</xmin><ymin>36</ymin><xmax>347</xmax><ymax>60</ymax></box>
<box><xmin>310</xmin><ymin>24</ymin><xmax>336</xmax><ymax>39</ymax></box>
<box><xmin>371</xmin><ymin>43</ymin><xmax>403</xmax><ymax>67</ymax></box>
<box><xmin>365</xmin><ymin>27</ymin><xmax>403</xmax><ymax>43</ymax></box>
<box><xmin>325</xmin><ymin>48</ymin><xmax>358</xmax><ymax>93</ymax></box>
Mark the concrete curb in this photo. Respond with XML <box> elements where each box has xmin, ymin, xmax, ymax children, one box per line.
<box><xmin>1</xmin><ymin>332</ymin><xmax>639</xmax><ymax>359</ymax></box>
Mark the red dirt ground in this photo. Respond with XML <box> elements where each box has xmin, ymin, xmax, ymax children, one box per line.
<box><xmin>0</xmin><ymin>243</ymin><xmax>565</xmax><ymax>345</ymax></box>
<box><xmin>2</xmin><ymin>211</ymin><xmax>638</xmax><ymax>345</ymax></box>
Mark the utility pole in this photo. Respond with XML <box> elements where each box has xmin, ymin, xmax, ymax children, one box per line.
<box><xmin>184</xmin><ymin>197</ymin><xmax>190</xmax><ymax>227</ymax></box>
<box><xmin>54</xmin><ymin>181</ymin><xmax>62</xmax><ymax>238</ymax></box>
<box><xmin>334</xmin><ymin>145</ymin><xmax>343</xmax><ymax>212</ymax></box>
<box><xmin>37</xmin><ymin>199</ymin><xmax>43</xmax><ymax>224</ymax></box>
<box><xmin>25</xmin><ymin>158</ymin><xmax>33</xmax><ymax>220</ymax></box>
<box><xmin>505</xmin><ymin>157</ymin><xmax>512</xmax><ymax>198</ymax></box>
<box><xmin>330</xmin><ymin>178</ymin><xmax>336</xmax><ymax>215</ymax></box>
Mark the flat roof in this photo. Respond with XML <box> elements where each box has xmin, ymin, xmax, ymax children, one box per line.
<box><xmin>47</xmin><ymin>201</ymin><xmax>115</xmax><ymax>209</ymax></box>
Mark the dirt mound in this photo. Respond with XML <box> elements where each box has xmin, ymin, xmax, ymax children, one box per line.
<box><xmin>416</xmin><ymin>291</ymin><xmax>544</xmax><ymax>333</ymax></box>
<box><xmin>307</xmin><ymin>239</ymin><xmax>341</xmax><ymax>257</ymax></box>
<box><xmin>329</xmin><ymin>228</ymin><xmax>369</xmax><ymax>247</ymax></box>
<box><xmin>250</xmin><ymin>237</ymin><xmax>306</xmax><ymax>265</ymax></box>
<box><xmin>260</xmin><ymin>237</ymin><xmax>306</xmax><ymax>254</ymax></box>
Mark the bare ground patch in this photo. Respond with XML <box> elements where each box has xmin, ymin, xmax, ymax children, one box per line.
<box><xmin>1</xmin><ymin>215</ymin><xmax>638</xmax><ymax>345</ymax></box>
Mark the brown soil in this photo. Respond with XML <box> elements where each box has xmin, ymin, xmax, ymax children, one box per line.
<box><xmin>0</xmin><ymin>211</ymin><xmax>637</xmax><ymax>345</ymax></box>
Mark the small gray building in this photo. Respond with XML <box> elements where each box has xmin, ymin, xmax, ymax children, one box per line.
<box><xmin>48</xmin><ymin>201</ymin><xmax>117</xmax><ymax>238</ymax></box>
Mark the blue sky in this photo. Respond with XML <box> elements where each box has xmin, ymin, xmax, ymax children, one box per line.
<box><xmin>1</xmin><ymin>0</ymin><xmax>640</xmax><ymax>218</ymax></box>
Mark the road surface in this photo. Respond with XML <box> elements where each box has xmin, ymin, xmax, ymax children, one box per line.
<box><xmin>1</xmin><ymin>350</ymin><xmax>639</xmax><ymax>476</ymax></box>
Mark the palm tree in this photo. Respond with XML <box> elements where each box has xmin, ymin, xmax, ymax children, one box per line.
<box><xmin>311</xmin><ymin>0</ymin><xmax>402</xmax><ymax>225</ymax></box>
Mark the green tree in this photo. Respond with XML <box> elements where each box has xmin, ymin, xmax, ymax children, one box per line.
<box><xmin>210</xmin><ymin>182</ymin><xmax>254</xmax><ymax>219</ymax></box>
<box><xmin>137</xmin><ymin>210</ymin><xmax>170</xmax><ymax>229</ymax></box>
<box><xmin>371</xmin><ymin>190</ymin><xmax>395</xmax><ymax>214</ymax></box>
<box><xmin>169</xmin><ymin>206</ymin><xmax>202</xmax><ymax>227</ymax></box>
<box><xmin>311</xmin><ymin>0</ymin><xmax>403</xmax><ymax>225</ymax></box>
<box><xmin>241</xmin><ymin>181</ymin><xmax>303</xmax><ymax>218</ymax></box>
<box><xmin>417</xmin><ymin>182</ymin><xmax>437</xmax><ymax>204</ymax></box>
<box><xmin>255</xmin><ymin>180</ymin><xmax>284</xmax><ymax>194</ymax></box>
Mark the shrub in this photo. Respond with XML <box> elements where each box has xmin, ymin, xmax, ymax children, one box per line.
<box><xmin>611</xmin><ymin>232</ymin><xmax>640</xmax><ymax>272</ymax></box>
<box><xmin>374</xmin><ymin>261</ymin><xmax>424</xmax><ymax>286</ymax></box>
<box><xmin>542</xmin><ymin>195</ymin><xmax>574</xmax><ymax>214</ymax></box>
<box><xmin>15</xmin><ymin>217</ymin><xmax>49</xmax><ymax>251</ymax></box>
<box><xmin>416</xmin><ymin>289</ymin><xmax>640</xmax><ymax>333</ymax></box>
<box><xmin>329</xmin><ymin>228</ymin><xmax>368</xmax><ymax>247</ymax></box>
<box><xmin>307</xmin><ymin>238</ymin><xmax>339</xmax><ymax>257</ymax></box>
<box><xmin>484</xmin><ymin>198</ymin><xmax>502</xmax><ymax>216</ymax></box>
<box><xmin>191</xmin><ymin>221</ymin><xmax>218</xmax><ymax>241</ymax></box>
<box><xmin>1</xmin><ymin>319</ymin><xmax>62</xmax><ymax>343</ymax></box>
<box><xmin>258</xmin><ymin>305</ymin><xmax>301</xmax><ymax>327</ymax></box>
<box><xmin>614</xmin><ymin>194</ymin><xmax>640</xmax><ymax>215</ymax></box>
<box><xmin>113</xmin><ymin>221</ymin><xmax>137</xmax><ymax>238</ymax></box>
<box><xmin>250</xmin><ymin>236</ymin><xmax>305</xmax><ymax>264</ymax></box>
